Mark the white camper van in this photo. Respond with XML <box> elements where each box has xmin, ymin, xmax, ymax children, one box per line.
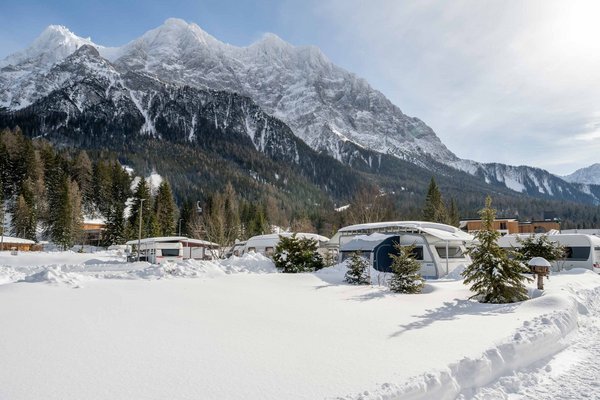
<box><xmin>241</xmin><ymin>233</ymin><xmax>330</xmax><ymax>258</ymax></box>
<box><xmin>332</xmin><ymin>221</ymin><xmax>474</xmax><ymax>279</ymax></box>
<box><xmin>126</xmin><ymin>237</ymin><xmax>183</xmax><ymax>264</ymax></box>
<box><xmin>498</xmin><ymin>233</ymin><xmax>600</xmax><ymax>273</ymax></box>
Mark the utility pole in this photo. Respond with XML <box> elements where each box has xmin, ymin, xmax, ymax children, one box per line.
<box><xmin>137</xmin><ymin>198</ymin><xmax>146</xmax><ymax>262</ymax></box>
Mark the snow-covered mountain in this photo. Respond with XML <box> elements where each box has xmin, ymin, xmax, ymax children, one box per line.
<box><xmin>449</xmin><ymin>159</ymin><xmax>597</xmax><ymax>199</ymax></box>
<box><xmin>563</xmin><ymin>164</ymin><xmax>600</xmax><ymax>185</ymax></box>
<box><xmin>1</xmin><ymin>19</ymin><xmax>597</xmax><ymax>204</ymax></box>
<box><xmin>0</xmin><ymin>43</ymin><xmax>366</xmax><ymax>202</ymax></box>
<box><xmin>0</xmin><ymin>19</ymin><xmax>456</xmax><ymax>166</ymax></box>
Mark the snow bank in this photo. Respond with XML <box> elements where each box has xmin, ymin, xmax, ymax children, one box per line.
<box><xmin>0</xmin><ymin>266</ymin><xmax>25</xmax><ymax>285</ymax></box>
<box><xmin>0</xmin><ymin>251</ymin><xmax>277</xmax><ymax>286</ymax></box>
<box><xmin>220</xmin><ymin>252</ymin><xmax>277</xmax><ymax>273</ymax></box>
<box><xmin>340</xmin><ymin>270</ymin><xmax>600</xmax><ymax>400</ymax></box>
<box><xmin>19</xmin><ymin>266</ymin><xmax>90</xmax><ymax>287</ymax></box>
<box><xmin>130</xmin><ymin>260</ymin><xmax>227</xmax><ymax>280</ymax></box>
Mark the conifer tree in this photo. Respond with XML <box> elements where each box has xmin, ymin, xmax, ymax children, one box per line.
<box><xmin>388</xmin><ymin>243</ymin><xmax>425</xmax><ymax>293</ymax></box>
<box><xmin>49</xmin><ymin>178</ymin><xmax>82</xmax><ymax>250</ymax></box>
<box><xmin>102</xmin><ymin>163</ymin><xmax>131</xmax><ymax>245</ymax></box>
<box><xmin>273</xmin><ymin>234</ymin><xmax>324</xmax><ymax>273</ymax></box>
<box><xmin>128</xmin><ymin>178</ymin><xmax>153</xmax><ymax>239</ymax></box>
<box><xmin>462</xmin><ymin>196</ymin><xmax>531</xmax><ymax>303</ymax></box>
<box><xmin>179</xmin><ymin>200</ymin><xmax>194</xmax><ymax>237</ymax></box>
<box><xmin>422</xmin><ymin>177</ymin><xmax>447</xmax><ymax>223</ymax></box>
<box><xmin>73</xmin><ymin>150</ymin><xmax>93</xmax><ymax>213</ymax></box>
<box><xmin>11</xmin><ymin>179</ymin><xmax>37</xmax><ymax>240</ymax></box>
<box><xmin>515</xmin><ymin>234</ymin><xmax>565</xmax><ymax>264</ymax></box>
<box><xmin>345</xmin><ymin>251</ymin><xmax>370</xmax><ymax>285</ymax></box>
<box><xmin>154</xmin><ymin>180</ymin><xmax>177</xmax><ymax>236</ymax></box>
<box><xmin>247</xmin><ymin>203</ymin><xmax>269</xmax><ymax>237</ymax></box>
<box><xmin>92</xmin><ymin>160</ymin><xmax>113</xmax><ymax>216</ymax></box>
<box><xmin>447</xmin><ymin>198</ymin><xmax>460</xmax><ymax>227</ymax></box>
<box><xmin>11</xmin><ymin>195</ymin><xmax>33</xmax><ymax>239</ymax></box>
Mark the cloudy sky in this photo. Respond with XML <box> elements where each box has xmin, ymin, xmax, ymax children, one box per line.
<box><xmin>1</xmin><ymin>0</ymin><xmax>598</xmax><ymax>175</ymax></box>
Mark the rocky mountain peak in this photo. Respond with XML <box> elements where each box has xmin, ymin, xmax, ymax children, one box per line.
<box><xmin>0</xmin><ymin>25</ymin><xmax>96</xmax><ymax>71</ymax></box>
<box><xmin>563</xmin><ymin>163</ymin><xmax>600</xmax><ymax>185</ymax></box>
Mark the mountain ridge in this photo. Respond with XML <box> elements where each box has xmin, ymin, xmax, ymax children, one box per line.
<box><xmin>1</xmin><ymin>19</ymin><xmax>598</xmax><ymax>207</ymax></box>
<box><xmin>563</xmin><ymin>163</ymin><xmax>600</xmax><ymax>185</ymax></box>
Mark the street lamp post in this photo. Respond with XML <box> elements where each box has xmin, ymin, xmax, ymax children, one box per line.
<box><xmin>137</xmin><ymin>198</ymin><xmax>146</xmax><ymax>262</ymax></box>
<box><xmin>0</xmin><ymin>201</ymin><xmax>4</xmax><ymax>252</ymax></box>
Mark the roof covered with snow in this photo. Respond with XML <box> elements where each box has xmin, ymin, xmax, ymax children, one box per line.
<box><xmin>125</xmin><ymin>236</ymin><xmax>219</xmax><ymax>246</ymax></box>
<box><xmin>0</xmin><ymin>236</ymin><xmax>35</xmax><ymax>245</ymax></box>
<box><xmin>246</xmin><ymin>232</ymin><xmax>330</xmax><ymax>244</ymax></box>
<box><xmin>338</xmin><ymin>221</ymin><xmax>474</xmax><ymax>242</ymax></box>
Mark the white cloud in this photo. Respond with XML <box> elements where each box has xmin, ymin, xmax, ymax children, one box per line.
<box><xmin>308</xmin><ymin>0</ymin><xmax>600</xmax><ymax>175</ymax></box>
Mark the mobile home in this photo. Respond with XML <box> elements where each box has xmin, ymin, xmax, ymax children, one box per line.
<box><xmin>333</xmin><ymin>221</ymin><xmax>474</xmax><ymax>279</ymax></box>
<box><xmin>498</xmin><ymin>233</ymin><xmax>600</xmax><ymax>273</ymax></box>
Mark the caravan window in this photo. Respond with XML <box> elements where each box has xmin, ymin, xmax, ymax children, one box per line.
<box><xmin>265</xmin><ymin>247</ymin><xmax>274</xmax><ymax>255</ymax></box>
<box><xmin>161</xmin><ymin>249</ymin><xmax>181</xmax><ymax>257</ymax></box>
<box><xmin>247</xmin><ymin>247</ymin><xmax>256</xmax><ymax>253</ymax></box>
<box><xmin>563</xmin><ymin>246</ymin><xmax>590</xmax><ymax>261</ymax></box>
<box><xmin>435</xmin><ymin>246</ymin><xmax>465</xmax><ymax>258</ymax></box>
<box><xmin>410</xmin><ymin>246</ymin><xmax>424</xmax><ymax>260</ymax></box>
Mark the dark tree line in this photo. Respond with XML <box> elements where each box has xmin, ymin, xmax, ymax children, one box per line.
<box><xmin>0</xmin><ymin>128</ymin><xmax>178</xmax><ymax>248</ymax></box>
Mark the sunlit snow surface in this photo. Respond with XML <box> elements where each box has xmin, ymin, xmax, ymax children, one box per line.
<box><xmin>0</xmin><ymin>251</ymin><xmax>599</xmax><ymax>399</ymax></box>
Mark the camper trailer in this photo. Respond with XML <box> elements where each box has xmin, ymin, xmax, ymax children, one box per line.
<box><xmin>126</xmin><ymin>237</ymin><xmax>183</xmax><ymax>264</ymax></box>
<box><xmin>126</xmin><ymin>236</ymin><xmax>220</xmax><ymax>263</ymax></box>
<box><xmin>224</xmin><ymin>241</ymin><xmax>248</xmax><ymax>258</ymax></box>
<box><xmin>333</xmin><ymin>221</ymin><xmax>474</xmax><ymax>279</ymax></box>
<box><xmin>241</xmin><ymin>233</ymin><xmax>330</xmax><ymax>258</ymax></box>
<box><xmin>498</xmin><ymin>233</ymin><xmax>600</xmax><ymax>273</ymax></box>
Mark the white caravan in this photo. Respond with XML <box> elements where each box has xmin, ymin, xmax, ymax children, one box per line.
<box><xmin>126</xmin><ymin>237</ymin><xmax>183</xmax><ymax>264</ymax></box>
<box><xmin>241</xmin><ymin>233</ymin><xmax>330</xmax><ymax>258</ymax></box>
<box><xmin>331</xmin><ymin>221</ymin><xmax>474</xmax><ymax>279</ymax></box>
<box><xmin>498</xmin><ymin>233</ymin><xmax>600</xmax><ymax>273</ymax></box>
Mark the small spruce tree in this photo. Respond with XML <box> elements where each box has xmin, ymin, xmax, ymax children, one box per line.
<box><xmin>273</xmin><ymin>234</ymin><xmax>324</xmax><ymax>273</ymax></box>
<box><xmin>463</xmin><ymin>196</ymin><xmax>531</xmax><ymax>303</ymax></box>
<box><xmin>345</xmin><ymin>251</ymin><xmax>370</xmax><ymax>285</ymax></box>
<box><xmin>515</xmin><ymin>234</ymin><xmax>565</xmax><ymax>264</ymax></box>
<box><xmin>388</xmin><ymin>243</ymin><xmax>425</xmax><ymax>293</ymax></box>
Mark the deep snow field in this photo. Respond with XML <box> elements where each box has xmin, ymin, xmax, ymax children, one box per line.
<box><xmin>1</xmin><ymin>250</ymin><xmax>600</xmax><ymax>400</ymax></box>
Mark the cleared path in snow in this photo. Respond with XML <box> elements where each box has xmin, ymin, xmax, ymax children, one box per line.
<box><xmin>460</xmin><ymin>283</ymin><xmax>600</xmax><ymax>400</ymax></box>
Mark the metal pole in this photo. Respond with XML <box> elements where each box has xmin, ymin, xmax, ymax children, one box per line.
<box><xmin>178</xmin><ymin>219</ymin><xmax>183</xmax><ymax>236</ymax></box>
<box><xmin>0</xmin><ymin>200</ymin><xmax>4</xmax><ymax>252</ymax></box>
<box><xmin>137</xmin><ymin>198</ymin><xmax>146</xmax><ymax>262</ymax></box>
<box><xmin>446</xmin><ymin>240</ymin><xmax>449</xmax><ymax>276</ymax></box>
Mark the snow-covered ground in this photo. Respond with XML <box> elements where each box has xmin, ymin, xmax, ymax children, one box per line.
<box><xmin>1</xmin><ymin>251</ymin><xmax>599</xmax><ymax>399</ymax></box>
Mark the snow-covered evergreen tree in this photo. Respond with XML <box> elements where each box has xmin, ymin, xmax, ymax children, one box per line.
<box><xmin>273</xmin><ymin>234</ymin><xmax>324</xmax><ymax>273</ymax></box>
<box><xmin>516</xmin><ymin>234</ymin><xmax>565</xmax><ymax>264</ymax></box>
<box><xmin>345</xmin><ymin>251</ymin><xmax>370</xmax><ymax>285</ymax></box>
<box><xmin>388</xmin><ymin>243</ymin><xmax>425</xmax><ymax>293</ymax></box>
<box><xmin>463</xmin><ymin>196</ymin><xmax>531</xmax><ymax>303</ymax></box>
